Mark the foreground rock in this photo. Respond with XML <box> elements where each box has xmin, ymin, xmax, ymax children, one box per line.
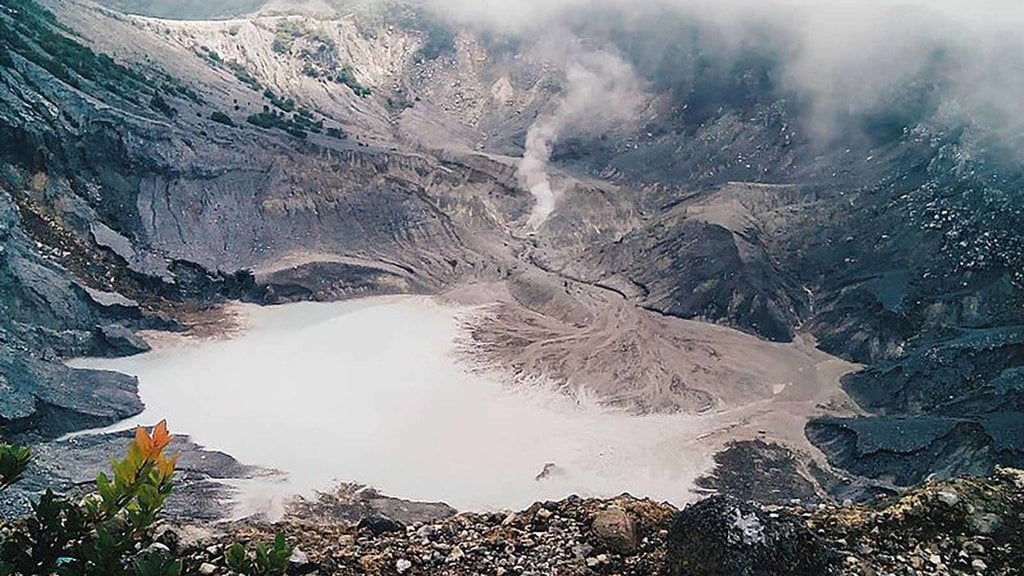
<box><xmin>665</xmin><ymin>496</ymin><xmax>838</xmax><ymax>576</ymax></box>
<box><xmin>158</xmin><ymin>468</ymin><xmax>1023</xmax><ymax>576</ymax></box>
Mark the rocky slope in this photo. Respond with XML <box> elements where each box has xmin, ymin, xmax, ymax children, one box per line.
<box><xmin>147</xmin><ymin>467</ymin><xmax>1024</xmax><ymax>575</ymax></box>
<box><xmin>0</xmin><ymin>0</ymin><xmax>1022</xmax><ymax>519</ymax></box>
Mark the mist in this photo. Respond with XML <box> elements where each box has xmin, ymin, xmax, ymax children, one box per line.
<box><xmin>403</xmin><ymin>0</ymin><xmax>1024</xmax><ymax>219</ymax></box>
<box><xmin>417</xmin><ymin>0</ymin><xmax>1024</xmax><ymax>146</ymax></box>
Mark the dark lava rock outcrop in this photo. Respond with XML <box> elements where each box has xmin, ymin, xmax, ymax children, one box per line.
<box><xmin>664</xmin><ymin>495</ymin><xmax>838</xmax><ymax>576</ymax></box>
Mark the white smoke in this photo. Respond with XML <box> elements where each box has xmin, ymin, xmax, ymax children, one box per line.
<box><xmin>518</xmin><ymin>47</ymin><xmax>642</xmax><ymax>230</ymax></box>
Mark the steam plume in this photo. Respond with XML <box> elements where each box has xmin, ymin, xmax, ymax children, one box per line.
<box><xmin>518</xmin><ymin>48</ymin><xmax>641</xmax><ymax>230</ymax></box>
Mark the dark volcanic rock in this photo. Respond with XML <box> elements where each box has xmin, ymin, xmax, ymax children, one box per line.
<box><xmin>574</xmin><ymin>217</ymin><xmax>806</xmax><ymax>342</ymax></box>
<box><xmin>807</xmin><ymin>327</ymin><xmax>1024</xmax><ymax>485</ymax></box>
<box><xmin>664</xmin><ymin>496</ymin><xmax>838</xmax><ymax>576</ymax></box>
<box><xmin>807</xmin><ymin>416</ymin><xmax>1024</xmax><ymax>486</ymax></box>
<box><xmin>94</xmin><ymin>323</ymin><xmax>151</xmax><ymax>357</ymax></box>
<box><xmin>841</xmin><ymin>327</ymin><xmax>1024</xmax><ymax>417</ymax></box>
<box><xmin>0</xmin><ymin>352</ymin><xmax>142</xmax><ymax>440</ymax></box>
<box><xmin>258</xmin><ymin>261</ymin><xmax>417</xmax><ymax>304</ymax></box>
<box><xmin>694</xmin><ymin>440</ymin><xmax>880</xmax><ymax>505</ymax></box>
<box><xmin>356</xmin><ymin>515</ymin><xmax>404</xmax><ymax>536</ymax></box>
<box><xmin>156</xmin><ymin>471</ymin><xmax>1024</xmax><ymax>576</ymax></box>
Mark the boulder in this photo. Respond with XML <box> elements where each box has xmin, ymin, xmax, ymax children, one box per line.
<box><xmin>664</xmin><ymin>496</ymin><xmax>838</xmax><ymax>576</ymax></box>
<box><xmin>95</xmin><ymin>324</ymin><xmax>151</xmax><ymax>357</ymax></box>
<box><xmin>590</xmin><ymin>506</ymin><xmax>638</xmax><ymax>555</ymax></box>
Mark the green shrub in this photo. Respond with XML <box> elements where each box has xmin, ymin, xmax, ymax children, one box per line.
<box><xmin>224</xmin><ymin>535</ymin><xmax>292</xmax><ymax>576</ymax></box>
<box><xmin>263</xmin><ymin>89</ymin><xmax>296</xmax><ymax>112</ymax></box>
<box><xmin>334</xmin><ymin>66</ymin><xmax>371</xmax><ymax>98</ymax></box>
<box><xmin>1</xmin><ymin>422</ymin><xmax>178</xmax><ymax>575</ymax></box>
<box><xmin>149</xmin><ymin>94</ymin><xmax>177</xmax><ymax>118</ymax></box>
<box><xmin>271</xmin><ymin>38</ymin><xmax>290</xmax><ymax>54</ymax></box>
<box><xmin>0</xmin><ymin>422</ymin><xmax>291</xmax><ymax>576</ymax></box>
<box><xmin>210</xmin><ymin>111</ymin><xmax>235</xmax><ymax>126</ymax></box>
<box><xmin>0</xmin><ymin>445</ymin><xmax>30</xmax><ymax>491</ymax></box>
<box><xmin>225</xmin><ymin>60</ymin><xmax>261</xmax><ymax>91</ymax></box>
<box><xmin>246</xmin><ymin>108</ymin><xmax>320</xmax><ymax>139</ymax></box>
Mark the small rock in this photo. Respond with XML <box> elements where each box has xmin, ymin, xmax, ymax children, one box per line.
<box><xmin>937</xmin><ymin>491</ymin><xmax>960</xmax><ymax>507</ymax></box>
<box><xmin>288</xmin><ymin>548</ymin><xmax>314</xmax><ymax>575</ymax></box>
<box><xmin>139</xmin><ymin>542</ymin><xmax>170</xmax><ymax>556</ymax></box>
<box><xmin>396</xmin><ymin>558</ymin><xmax>413</xmax><ymax>574</ymax></box>
<box><xmin>447</xmin><ymin>546</ymin><xmax>465</xmax><ymax>563</ymax></box>
<box><xmin>94</xmin><ymin>324</ymin><xmax>151</xmax><ymax>356</ymax></box>
<box><xmin>573</xmin><ymin>543</ymin><xmax>594</xmax><ymax>559</ymax></box>
<box><xmin>968</xmin><ymin>513</ymin><xmax>1003</xmax><ymax>536</ymax></box>
<box><xmin>198</xmin><ymin>563</ymin><xmax>217</xmax><ymax>576</ymax></box>
<box><xmin>972</xmin><ymin>559</ymin><xmax>988</xmax><ymax>571</ymax></box>
<box><xmin>152</xmin><ymin>525</ymin><xmax>181</xmax><ymax>552</ymax></box>
<box><xmin>205</xmin><ymin>545</ymin><xmax>222</xmax><ymax>557</ymax></box>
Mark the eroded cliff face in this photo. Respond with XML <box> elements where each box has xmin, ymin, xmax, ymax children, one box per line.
<box><xmin>1</xmin><ymin>0</ymin><xmax>1022</xmax><ymax>497</ymax></box>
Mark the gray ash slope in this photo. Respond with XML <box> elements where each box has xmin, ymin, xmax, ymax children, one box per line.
<box><xmin>0</xmin><ymin>0</ymin><xmax>1022</xmax><ymax>503</ymax></box>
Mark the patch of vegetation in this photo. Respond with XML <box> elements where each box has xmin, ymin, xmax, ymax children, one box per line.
<box><xmin>0</xmin><ymin>0</ymin><xmax>149</xmax><ymax>92</ymax></box>
<box><xmin>0</xmin><ymin>0</ymin><xmax>200</xmax><ymax>122</ymax></box>
<box><xmin>201</xmin><ymin>46</ymin><xmax>223</xmax><ymax>63</ymax></box>
<box><xmin>0</xmin><ymin>422</ymin><xmax>293</xmax><ymax>576</ymax></box>
<box><xmin>246</xmin><ymin>108</ymin><xmax>320</xmax><ymax>139</ymax></box>
<box><xmin>359</xmin><ymin>3</ymin><xmax>456</xmax><ymax>61</ymax></box>
<box><xmin>306</xmin><ymin>27</ymin><xmax>334</xmax><ymax>47</ymax></box>
<box><xmin>210</xmin><ymin>111</ymin><xmax>234</xmax><ymax>126</ymax></box>
<box><xmin>263</xmin><ymin>88</ymin><xmax>295</xmax><ymax>112</ymax></box>
<box><xmin>149</xmin><ymin>93</ymin><xmax>177</xmax><ymax>118</ymax></box>
<box><xmin>386</xmin><ymin>91</ymin><xmax>414</xmax><ymax>112</ymax></box>
<box><xmin>271</xmin><ymin>37</ymin><xmax>290</xmax><ymax>54</ymax></box>
<box><xmin>275</xmin><ymin>19</ymin><xmax>308</xmax><ymax>40</ymax></box>
<box><xmin>290</xmin><ymin>108</ymin><xmax>323</xmax><ymax>133</ymax></box>
<box><xmin>225</xmin><ymin>535</ymin><xmax>293</xmax><ymax>576</ymax></box>
<box><xmin>225</xmin><ymin>59</ymin><xmax>262</xmax><ymax>91</ymax></box>
<box><xmin>335</xmin><ymin>66</ymin><xmax>371</xmax><ymax>97</ymax></box>
<box><xmin>0</xmin><ymin>40</ymin><xmax>13</xmax><ymax>68</ymax></box>
<box><xmin>160</xmin><ymin>76</ymin><xmax>203</xmax><ymax>105</ymax></box>
<box><xmin>388</xmin><ymin>7</ymin><xmax>456</xmax><ymax>62</ymax></box>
